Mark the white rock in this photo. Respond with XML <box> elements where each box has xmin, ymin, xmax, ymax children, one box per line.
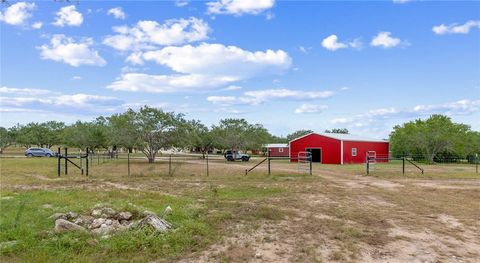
<box><xmin>55</xmin><ymin>219</ymin><xmax>85</xmax><ymax>233</ymax></box>
<box><xmin>90</xmin><ymin>218</ymin><xmax>106</xmax><ymax>229</ymax></box>
<box><xmin>91</xmin><ymin>209</ymin><xmax>102</xmax><ymax>217</ymax></box>
<box><xmin>105</xmin><ymin>219</ymin><xmax>112</xmax><ymax>225</ymax></box>
<box><xmin>117</xmin><ymin>211</ymin><xmax>132</xmax><ymax>220</ymax></box>
<box><xmin>136</xmin><ymin>215</ymin><xmax>172</xmax><ymax>232</ymax></box>
<box><xmin>163</xmin><ymin>206</ymin><xmax>172</xmax><ymax>216</ymax></box>
<box><xmin>66</xmin><ymin>212</ymin><xmax>78</xmax><ymax>219</ymax></box>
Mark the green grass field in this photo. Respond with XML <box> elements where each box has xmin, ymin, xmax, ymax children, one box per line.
<box><xmin>1</xmin><ymin>156</ymin><xmax>479</xmax><ymax>262</ymax></box>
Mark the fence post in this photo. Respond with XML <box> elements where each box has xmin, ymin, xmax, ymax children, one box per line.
<box><xmin>475</xmin><ymin>153</ymin><xmax>478</xmax><ymax>173</ymax></box>
<box><xmin>80</xmin><ymin>150</ymin><xmax>83</xmax><ymax>170</ymax></box>
<box><xmin>402</xmin><ymin>157</ymin><xmax>405</xmax><ymax>174</ymax></box>
<box><xmin>128</xmin><ymin>150</ymin><xmax>131</xmax><ymax>177</ymax></box>
<box><xmin>86</xmin><ymin>147</ymin><xmax>89</xmax><ymax>177</ymax></box>
<box><xmin>206</xmin><ymin>152</ymin><xmax>209</xmax><ymax>176</ymax></box>
<box><xmin>57</xmin><ymin>147</ymin><xmax>61</xmax><ymax>177</ymax></box>
<box><xmin>268</xmin><ymin>150</ymin><xmax>271</xmax><ymax>175</ymax></box>
<box><xmin>366</xmin><ymin>159</ymin><xmax>369</xmax><ymax>175</ymax></box>
<box><xmin>64</xmin><ymin>148</ymin><xmax>68</xmax><ymax>175</ymax></box>
<box><xmin>309</xmin><ymin>155</ymin><xmax>312</xmax><ymax>175</ymax></box>
<box><xmin>169</xmin><ymin>154</ymin><xmax>172</xmax><ymax>176</ymax></box>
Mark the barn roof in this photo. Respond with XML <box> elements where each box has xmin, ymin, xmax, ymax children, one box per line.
<box><xmin>264</xmin><ymin>143</ymin><xmax>288</xmax><ymax>148</ymax></box>
<box><xmin>289</xmin><ymin>132</ymin><xmax>388</xmax><ymax>143</ymax></box>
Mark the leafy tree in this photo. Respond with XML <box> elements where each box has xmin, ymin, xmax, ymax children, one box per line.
<box><xmin>269</xmin><ymin>135</ymin><xmax>288</xmax><ymax>143</ymax></box>
<box><xmin>212</xmin><ymin>119</ymin><xmax>250</xmax><ymax>151</ymax></box>
<box><xmin>325</xmin><ymin>128</ymin><xmax>349</xmax><ymax>134</ymax></box>
<box><xmin>43</xmin><ymin>121</ymin><xmax>65</xmax><ymax>147</ymax></box>
<box><xmin>286</xmin><ymin>129</ymin><xmax>313</xmax><ymax>142</ymax></box>
<box><xmin>16</xmin><ymin>123</ymin><xmax>48</xmax><ymax>148</ymax></box>
<box><xmin>107</xmin><ymin>110</ymin><xmax>139</xmax><ymax>153</ymax></box>
<box><xmin>0</xmin><ymin>127</ymin><xmax>14</xmax><ymax>153</ymax></box>
<box><xmin>13</xmin><ymin>121</ymin><xmax>65</xmax><ymax>148</ymax></box>
<box><xmin>131</xmin><ymin>106</ymin><xmax>185</xmax><ymax>163</ymax></box>
<box><xmin>245</xmin><ymin>124</ymin><xmax>271</xmax><ymax>151</ymax></box>
<box><xmin>390</xmin><ymin>115</ymin><xmax>477</xmax><ymax>162</ymax></box>
<box><xmin>62</xmin><ymin>120</ymin><xmax>108</xmax><ymax>151</ymax></box>
<box><xmin>186</xmin><ymin>120</ymin><xmax>214</xmax><ymax>158</ymax></box>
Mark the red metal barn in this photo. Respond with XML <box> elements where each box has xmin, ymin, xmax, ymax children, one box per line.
<box><xmin>289</xmin><ymin>133</ymin><xmax>389</xmax><ymax>164</ymax></box>
<box><xmin>265</xmin><ymin>144</ymin><xmax>289</xmax><ymax>157</ymax></box>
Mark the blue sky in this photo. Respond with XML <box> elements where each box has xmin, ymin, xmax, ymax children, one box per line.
<box><xmin>1</xmin><ymin>0</ymin><xmax>479</xmax><ymax>138</ymax></box>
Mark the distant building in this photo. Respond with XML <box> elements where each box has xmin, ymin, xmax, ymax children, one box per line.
<box><xmin>289</xmin><ymin>133</ymin><xmax>389</xmax><ymax>164</ymax></box>
<box><xmin>264</xmin><ymin>143</ymin><xmax>289</xmax><ymax>157</ymax></box>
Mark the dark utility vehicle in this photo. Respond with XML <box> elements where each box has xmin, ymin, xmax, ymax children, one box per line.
<box><xmin>224</xmin><ymin>150</ymin><xmax>250</xmax><ymax>162</ymax></box>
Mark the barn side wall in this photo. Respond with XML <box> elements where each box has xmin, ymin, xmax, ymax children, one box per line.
<box><xmin>290</xmin><ymin>134</ymin><xmax>341</xmax><ymax>164</ymax></box>
<box><xmin>342</xmin><ymin>141</ymin><xmax>389</xmax><ymax>164</ymax></box>
<box><xmin>268</xmin><ymin>147</ymin><xmax>289</xmax><ymax>157</ymax></box>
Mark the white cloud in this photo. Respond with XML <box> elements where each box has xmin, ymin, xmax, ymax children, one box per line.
<box><xmin>331</xmin><ymin>99</ymin><xmax>480</xmax><ymax>127</ymax></box>
<box><xmin>207</xmin><ymin>0</ymin><xmax>275</xmax><ymax>16</ymax></box>
<box><xmin>125</xmin><ymin>52</ymin><xmax>144</xmax><ymax>65</ymax></box>
<box><xmin>265</xmin><ymin>12</ymin><xmax>275</xmax><ymax>20</ymax></box>
<box><xmin>207</xmin><ymin>88</ymin><xmax>333</xmax><ymax>106</ymax></box>
<box><xmin>53</xmin><ymin>5</ymin><xmax>83</xmax><ymax>27</ymax></box>
<box><xmin>0</xmin><ymin>2</ymin><xmax>36</xmax><ymax>26</ymax></box>
<box><xmin>224</xmin><ymin>85</ymin><xmax>242</xmax><ymax>91</ymax></box>
<box><xmin>38</xmin><ymin>35</ymin><xmax>106</xmax><ymax>67</ymax></box>
<box><xmin>140</xmin><ymin>43</ymin><xmax>291</xmax><ymax>78</ymax></box>
<box><xmin>392</xmin><ymin>0</ymin><xmax>411</xmax><ymax>3</ymax></box>
<box><xmin>295</xmin><ymin>104</ymin><xmax>328</xmax><ymax>114</ymax></box>
<box><xmin>107</xmin><ymin>73</ymin><xmax>234</xmax><ymax>93</ymax></box>
<box><xmin>0</xmin><ymin>86</ymin><xmax>54</xmax><ymax>96</ymax></box>
<box><xmin>322</xmin><ymin>35</ymin><xmax>347</xmax><ymax>51</ymax></box>
<box><xmin>298</xmin><ymin>46</ymin><xmax>311</xmax><ymax>54</ymax></box>
<box><xmin>432</xmin><ymin>20</ymin><xmax>480</xmax><ymax>35</ymax></box>
<box><xmin>31</xmin><ymin>21</ymin><xmax>43</xmax><ymax>29</ymax></box>
<box><xmin>413</xmin><ymin>100</ymin><xmax>480</xmax><ymax>115</ymax></box>
<box><xmin>321</xmin><ymin>35</ymin><xmax>361</xmax><ymax>51</ymax></box>
<box><xmin>72</xmin><ymin>76</ymin><xmax>82</xmax><ymax>80</ymax></box>
<box><xmin>0</xmin><ymin>87</ymin><xmax>124</xmax><ymax>114</ymax></box>
<box><xmin>370</xmin><ymin>32</ymin><xmax>405</xmax><ymax>48</ymax></box>
<box><xmin>107</xmin><ymin>7</ymin><xmax>126</xmax><ymax>19</ymax></box>
<box><xmin>55</xmin><ymin>94</ymin><xmax>122</xmax><ymax>107</ymax></box>
<box><xmin>175</xmin><ymin>0</ymin><xmax>190</xmax><ymax>7</ymax></box>
<box><xmin>103</xmin><ymin>17</ymin><xmax>210</xmax><ymax>51</ymax></box>
<box><xmin>110</xmin><ymin>43</ymin><xmax>291</xmax><ymax>93</ymax></box>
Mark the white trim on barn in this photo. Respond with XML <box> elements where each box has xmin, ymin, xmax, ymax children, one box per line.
<box><xmin>340</xmin><ymin>140</ymin><xmax>344</xmax><ymax>165</ymax></box>
<box><xmin>289</xmin><ymin>132</ymin><xmax>388</xmax><ymax>144</ymax></box>
<box><xmin>264</xmin><ymin>143</ymin><xmax>288</xmax><ymax>148</ymax></box>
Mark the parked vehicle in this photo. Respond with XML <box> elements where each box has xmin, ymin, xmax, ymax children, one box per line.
<box><xmin>224</xmin><ymin>150</ymin><xmax>250</xmax><ymax>162</ymax></box>
<box><xmin>25</xmin><ymin>148</ymin><xmax>56</xmax><ymax>157</ymax></box>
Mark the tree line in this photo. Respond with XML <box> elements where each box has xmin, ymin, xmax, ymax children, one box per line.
<box><xmin>390</xmin><ymin>115</ymin><xmax>480</xmax><ymax>163</ymax></box>
<box><xmin>1</xmin><ymin>108</ymin><xmax>477</xmax><ymax>163</ymax></box>
<box><xmin>1</xmin><ymin>106</ymin><xmax>340</xmax><ymax>162</ymax></box>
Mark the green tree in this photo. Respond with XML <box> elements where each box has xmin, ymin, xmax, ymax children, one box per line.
<box><xmin>286</xmin><ymin>129</ymin><xmax>313</xmax><ymax>142</ymax></box>
<box><xmin>107</xmin><ymin>110</ymin><xmax>139</xmax><ymax>153</ymax></box>
<box><xmin>0</xmin><ymin>127</ymin><xmax>14</xmax><ymax>153</ymax></box>
<box><xmin>186</xmin><ymin>120</ymin><xmax>214</xmax><ymax>158</ymax></box>
<box><xmin>390</xmin><ymin>115</ymin><xmax>476</xmax><ymax>162</ymax></box>
<box><xmin>62</xmin><ymin>120</ymin><xmax>109</xmax><ymax>151</ymax></box>
<box><xmin>132</xmin><ymin>106</ymin><xmax>185</xmax><ymax>163</ymax></box>
<box><xmin>16</xmin><ymin>123</ymin><xmax>48</xmax><ymax>148</ymax></box>
<box><xmin>245</xmin><ymin>124</ymin><xmax>271</xmax><ymax>151</ymax></box>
